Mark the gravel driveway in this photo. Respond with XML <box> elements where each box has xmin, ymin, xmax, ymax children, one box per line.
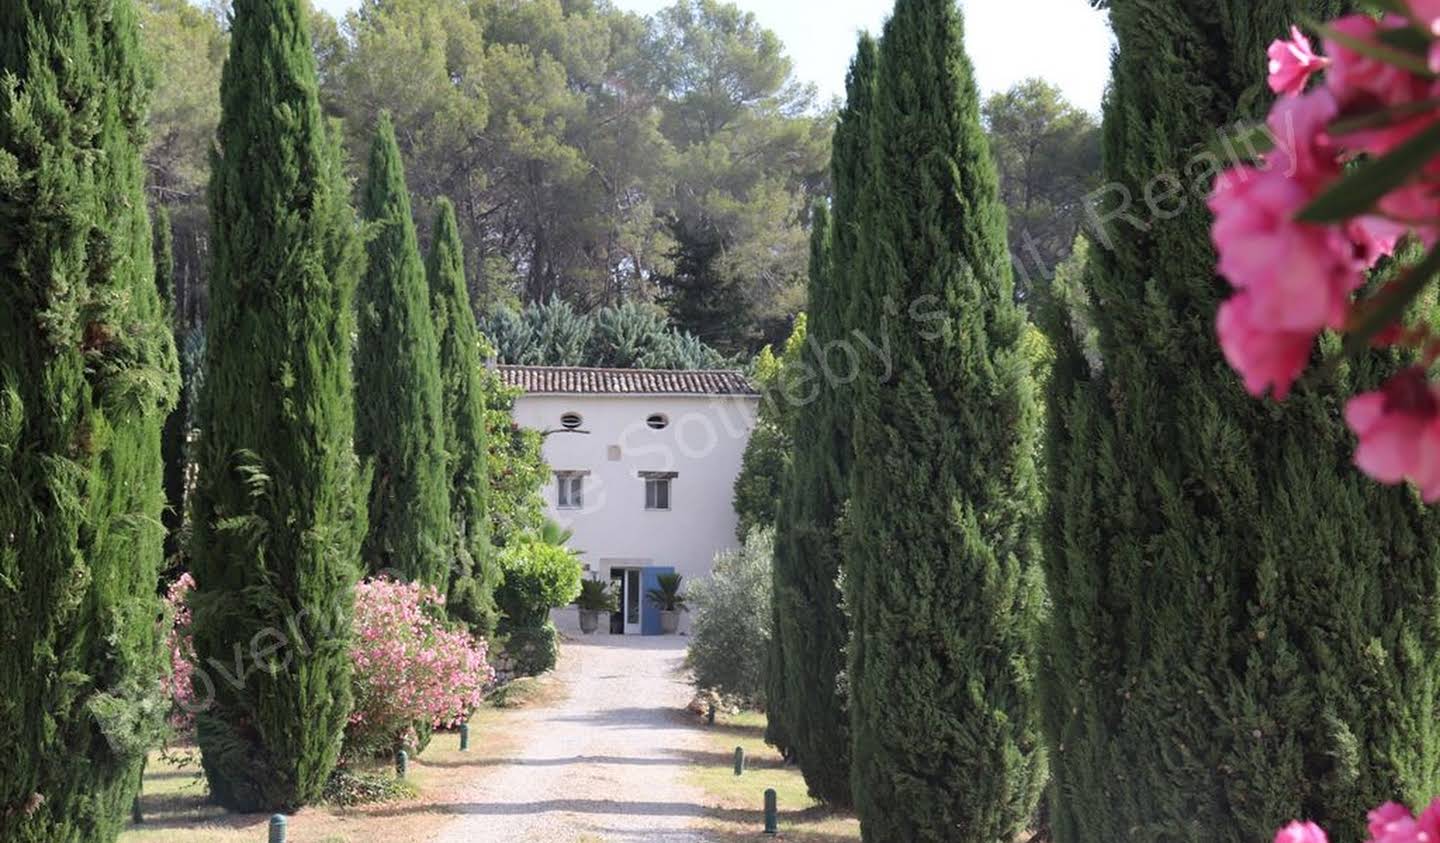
<box><xmin>433</xmin><ymin>634</ymin><xmax>711</xmax><ymax>843</ymax></box>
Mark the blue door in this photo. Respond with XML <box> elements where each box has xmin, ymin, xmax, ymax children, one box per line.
<box><xmin>640</xmin><ymin>566</ymin><xmax>676</xmax><ymax>635</ymax></box>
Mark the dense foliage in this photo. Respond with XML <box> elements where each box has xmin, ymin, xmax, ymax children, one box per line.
<box><xmin>844</xmin><ymin>0</ymin><xmax>1046</xmax><ymax>838</ymax></box>
<box><xmin>688</xmin><ymin>529</ymin><xmax>775</xmax><ymax>706</ymax></box>
<box><xmin>140</xmin><ymin>0</ymin><xmax>830</xmax><ymax>355</ymax></box>
<box><xmin>1040</xmin><ymin>1</ymin><xmax>1440</xmax><ymax>841</ymax></box>
<box><xmin>188</xmin><ymin>0</ymin><xmax>366</xmax><ymax>812</ymax></box>
<box><xmin>0</xmin><ymin>2</ymin><xmax>179</xmax><ymax>837</ymax></box>
<box><xmin>484</xmin><ymin>299</ymin><xmax>727</xmax><ymax>370</ymax></box>
<box><xmin>356</xmin><ymin>115</ymin><xmax>452</xmax><ymax>588</ymax></box>
<box><xmin>733</xmin><ymin>315</ymin><xmax>807</xmax><ymax>539</ymax></box>
<box><xmin>495</xmin><ymin>539</ymin><xmax>585</xmax><ymax>629</ymax></box>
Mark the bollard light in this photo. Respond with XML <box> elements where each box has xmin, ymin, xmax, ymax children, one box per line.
<box><xmin>269</xmin><ymin>814</ymin><xmax>287</xmax><ymax>843</ymax></box>
<box><xmin>707</xmin><ymin>703</ymin><xmax>716</xmax><ymax>725</ymax></box>
<box><xmin>733</xmin><ymin>746</ymin><xmax>745</xmax><ymax>776</ymax></box>
<box><xmin>395</xmin><ymin>749</ymin><xmax>408</xmax><ymax>779</ymax></box>
<box><xmin>131</xmin><ymin>794</ymin><xmax>142</xmax><ymax>825</ymax></box>
<box><xmin>459</xmin><ymin>723</ymin><xmax>470</xmax><ymax>752</ymax></box>
<box><xmin>763</xmin><ymin>788</ymin><xmax>778</xmax><ymax>835</ymax></box>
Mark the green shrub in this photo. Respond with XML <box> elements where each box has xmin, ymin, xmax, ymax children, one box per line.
<box><xmin>495</xmin><ymin>538</ymin><xmax>583</xmax><ymax>628</ymax></box>
<box><xmin>687</xmin><ymin>529</ymin><xmax>774</xmax><ymax>706</ymax></box>
<box><xmin>502</xmin><ymin>622</ymin><xmax>561</xmax><ymax>677</ymax></box>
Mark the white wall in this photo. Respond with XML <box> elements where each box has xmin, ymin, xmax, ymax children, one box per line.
<box><xmin>510</xmin><ymin>393</ymin><xmax>759</xmax><ymax>635</ymax></box>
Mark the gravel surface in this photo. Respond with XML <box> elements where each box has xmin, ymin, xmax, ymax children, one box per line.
<box><xmin>434</xmin><ymin>634</ymin><xmax>711</xmax><ymax>843</ymax></box>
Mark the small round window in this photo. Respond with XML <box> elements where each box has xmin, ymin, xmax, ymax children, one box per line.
<box><xmin>561</xmin><ymin>412</ymin><xmax>583</xmax><ymax>430</ymax></box>
<box><xmin>646</xmin><ymin>413</ymin><xmax>669</xmax><ymax>430</ymax></box>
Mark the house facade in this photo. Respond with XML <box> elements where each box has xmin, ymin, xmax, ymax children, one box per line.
<box><xmin>501</xmin><ymin>365</ymin><xmax>760</xmax><ymax>635</ymax></box>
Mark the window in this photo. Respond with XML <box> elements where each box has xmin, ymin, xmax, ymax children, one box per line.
<box><xmin>560</xmin><ymin>412</ymin><xmax>583</xmax><ymax>431</ymax></box>
<box><xmin>556</xmin><ymin>472</ymin><xmax>584</xmax><ymax>509</ymax></box>
<box><xmin>646</xmin><ymin>413</ymin><xmax>669</xmax><ymax>430</ymax></box>
<box><xmin>642</xmin><ymin>473</ymin><xmax>676</xmax><ymax>511</ymax></box>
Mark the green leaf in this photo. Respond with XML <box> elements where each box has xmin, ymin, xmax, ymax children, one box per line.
<box><xmin>1343</xmin><ymin>245</ymin><xmax>1440</xmax><ymax>357</ymax></box>
<box><xmin>1297</xmin><ymin>118</ymin><xmax>1440</xmax><ymax>223</ymax></box>
<box><xmin>1360</xmin><ymin>0</ymin><xmax>1412</xmax><ymax>16</ymax></box>
<box><xmin>1314</xmin><ymin>19</ymin><xmax>1435</xmax><ymax>77</ymax></box>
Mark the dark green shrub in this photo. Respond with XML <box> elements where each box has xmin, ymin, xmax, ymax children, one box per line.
<box><xmin>495</xmin><ymin>539</ymin><xmax>584</xmax><ymax>628</ymax></box>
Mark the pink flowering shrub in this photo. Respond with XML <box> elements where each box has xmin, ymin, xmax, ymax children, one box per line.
<box><xmin>346</xmin><ymin>577</ymin><xmax>495</xmax><ymax>756</ymax></box>
<box><xmin>1278</xmin><ymin>798</ymin><xmax>1440</xmax><ymax>843</ymax></box>
<box><xmin>161</xmin><ymin>573</ymin><xmax>198</xmax><ymax>731</ymax></box>
<box><xmin>1212</xmin><ymin>2</ymin><xmax>1440</xmax><ymax>498</ymax></box>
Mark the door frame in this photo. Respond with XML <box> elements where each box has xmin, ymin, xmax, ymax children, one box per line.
<box><xmin>605</xmin><ymin>561</ymin><xmax>650</xmax><ymax>635</ymax></box>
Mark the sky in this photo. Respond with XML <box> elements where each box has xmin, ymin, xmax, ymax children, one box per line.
<box><xmin>308</xmin><ymin>0</ymin><xmax>1116</xmax><ymax>114</ymax></box>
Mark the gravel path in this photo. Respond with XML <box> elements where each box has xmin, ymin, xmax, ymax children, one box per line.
<box><xmin>433</xmin><ymin>634</ymin><xmax>711</xmax><ymax>843</ymax></box>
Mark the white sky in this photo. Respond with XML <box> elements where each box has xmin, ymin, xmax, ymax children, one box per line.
<box><xmin>307</xmin><ymin>0</ymin><xmax>1116</xmax><ymax>114</ymax></box>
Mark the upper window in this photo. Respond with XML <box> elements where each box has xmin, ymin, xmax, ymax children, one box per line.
<box><xmin>646</xmin><ymin>413</ymin><xmax>670</xmax><ymax>430</ymax></box>
<box><xmin>557</xmin><ymin>472</ymin><xmax>584</xmax><ymax>509</ymax></box>
<box><xmin>560</xmin><ymin>412</ymin><xmax>583</xmax><ymax>431</ymax></box>
<box><xmin>644</xmin><ymin>477</ymin><xmax>672</xmax><ymax>511</ymax></box>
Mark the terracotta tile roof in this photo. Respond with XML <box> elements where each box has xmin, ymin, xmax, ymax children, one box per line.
<box><xmin>498</xmin><ymin>365</ymin><xmax>758</xmax><ymax>397</ymax></box>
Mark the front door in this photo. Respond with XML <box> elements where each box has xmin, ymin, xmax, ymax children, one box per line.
<box><xmin>623</xmin><ymin>568</ymin><xmax>643</xmax><ymax>635</ymax></box>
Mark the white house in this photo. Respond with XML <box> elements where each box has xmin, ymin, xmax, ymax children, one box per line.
<box><xmin>500</xmin><ymin>365</ymin><xmax>761</xmax><ymax>636</ymax></box>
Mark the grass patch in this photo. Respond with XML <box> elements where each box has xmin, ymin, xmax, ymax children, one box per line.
<box><xmin>486</xmin><ymin>674</ymin><xmax>563</xmax><ymax>709</ymax></box>
<box><xmin>684</xmin><ymin>710</ymin><xmax>860</xmax><ymax>841</ymax></box>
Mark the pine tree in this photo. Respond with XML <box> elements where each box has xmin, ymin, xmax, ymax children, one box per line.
<box><xmin>189</xmin><ymin>0</ymin><xmax>366</xmax><ymax>812</ymax></box>
<box><xmin>0</xmin><ymin>2</ymin><xmax>179</xmax><ymax>838</ymax></box>
<box><xmin>1040</xmin><ymin>2</ymin><xmax>1440</xmax><ymax>841</ymax></box>
<box><xmin>355</xmin><ymin>114</ymin><xmax>451</xmax><ymax>587</ymax></box>
<box><xmin>426</xmin><ymin>197</ymin><xmax>497</xmax><ymax>635</ymax></box>
<box><xmin>844</xmin><ymin>0</ymin><xmax>1045</xmax><ymax>837</ymax></box>
<box><xmin>156</xmin><ymin>204</ymin><xmax>188</xmax><ymax>564</ymax></box>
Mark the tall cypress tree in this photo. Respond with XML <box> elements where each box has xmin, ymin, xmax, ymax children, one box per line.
<box><xmin>1041</xmin><ymin>2</ymin><xmax>1440</xmax><ymax>841</ymax></box>
<box><xmin>844</xmin><ymin>0</ymin><xmax>1045</xmax><ymax>838</ymax></box>
<box><xmin>426</xmin><ymin>197</ymin><xmax>497</xmax><ymax>634</ymax></box>
<box><xmin>156</xmin><ymin>205</ymin><xmax>187</xmax><ymax>564</ymax></box>
<box><xmin>0</xmin><ymin>2</ymin><xmax>179</xmax><ymax>838</ymax></box>
<box><xmin>189</xmin><ymin>0</ymin><xmax>366</xmax><ymax>812</ymax></box>
<box><xmin>773</xmin><ymin>202</ymin><xmax>852</xmax><ymax>806</ymax></box>
<box><xmin>355</xmin><ymin>114</ymin><xmax>450</xmax><ymax>588</ymax></box>
<box><xmin>769</xmin><ymin>36</ymin><xmax>876</xmax><ymax>806</ymax></box>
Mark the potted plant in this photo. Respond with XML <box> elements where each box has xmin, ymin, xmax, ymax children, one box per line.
<box><xmin>574</xmin><ymin>578</ymin><xmax>617</xmax><ymax>635</ymax></box>
<box><xmin>646</xmin><ymin>573</ymin><xmax>688</xmax><ymax>635</ymax></box>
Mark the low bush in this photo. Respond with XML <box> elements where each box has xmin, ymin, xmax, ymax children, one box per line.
<box><xmin>346</xmin><ymin>578</ymin><xmax>496</xmax><ymax>757</ymax></box>
<box><xmin>501</xmin><ymin>621</ymin><xmax>562</xmax><ymax>677</ymax></box>
<box><xmin>687</xmin><ymin>528</ymin><xmax>774</xmax><ymax>705</ymax></box>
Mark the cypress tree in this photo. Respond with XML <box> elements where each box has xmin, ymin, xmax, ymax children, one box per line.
<box><xmin>189</xmin><ymin>0</ymin><xmax>366</xmax><ymax>812</ymax></box>
<box><xmin>844</xmin><ymin>1</ymin><xmax>1045</xmax><ymax>838</ymax></box>
<box><xmin>772</xmin><ymin>203</ymin><xmax>852</xmax><ymax>806</ymax></box>
<box><xmin>1041</xmin><ymin>2</ymin><xmax>1440</xmax><ymax>841</ymax></box>
<box><xmin>355</xmin><ymin>114</ymin><xmax>451</xmax><ymax>588</ymax></box>
<box><xmin>426</xmin><ymin>197</ymin><xmax>497</xmax><ymax>635</ymax></box>
<box><xmin>768</xmin><ymin>36</ymin><xmax>876</xmax><ymax>806</ymax></box>
<box><xmin>0</xmin><ymin>2</ymin><xmax>179</xmax><ymax>838</ymax></box>
<box><xmin>156</xmin><ymin>205</ymin><xmax>187</xmax><ymax>564</ymax></box>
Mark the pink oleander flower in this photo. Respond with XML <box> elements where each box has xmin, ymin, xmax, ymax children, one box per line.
<box><xmin>1216</xmin><ymin>293</ymin><xmax>1314</xmax><ymax>399</ymax></box>
<box><xmin>1269</xmin><ymin>26</ymin><xmax>1328</xmax><ymax>96</ymax></box>
<box><xmin>1275</xmin><ymin>820</ymin><xmax>1328</xmax><ymax>843</ymax></box>
<box><xmin>161</xmin><ymin>573</ymin><xmax>198</xmax><ymax>731</ymax></box>
<box><xmin>1325</xmin><ymin>14</ymin><xmax>1432</xmax><ymax>112</ymax></box>
<box><xmin>346</xmin><ymin>577</ymin><xmax>495</xmax><ymax>756</ymax></box>
<box><xmin>1347</xmin><ymin>369</ymin><xmax>1440</xmax><ymax>501</ymax></box>
<box><xmin>1365</xmin><ymin>798</ymin><xmax>1440</xmax><ymax>842</ymax></box>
